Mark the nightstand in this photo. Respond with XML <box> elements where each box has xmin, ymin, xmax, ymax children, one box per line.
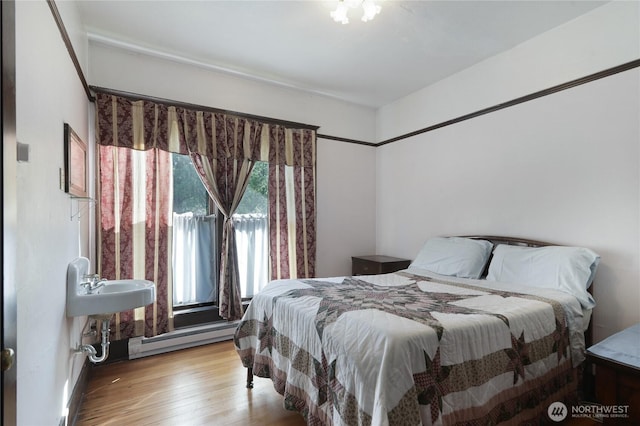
<box><xmin>586</xmin><ymin>323</ymin><xmax>640</xmax><ymax>424</ymax></box>
<box><xmin>351</xmin><ymin>255</ymin><xmax>411</xmax><ymax>276</ymax></box>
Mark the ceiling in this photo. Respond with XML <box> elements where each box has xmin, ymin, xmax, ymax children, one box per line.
<box><xmin>76</xmin><ymin>1</ymin><xmax>606</xmax><ymax>108</ymax></box>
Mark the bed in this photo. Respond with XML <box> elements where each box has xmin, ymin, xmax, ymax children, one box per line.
<box><xmin>234</xmin><ymin>236</ymin><xmax>599</xmax><ymax>425</ymax></box>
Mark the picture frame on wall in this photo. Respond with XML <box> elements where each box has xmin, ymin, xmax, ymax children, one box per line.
<box><xmin>64</xmin><ymin>123</ymin><xmax>88</xmax><ymax>197</ymax></box>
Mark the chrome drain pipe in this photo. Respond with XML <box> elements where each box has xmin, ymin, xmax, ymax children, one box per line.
<box><xmin>78</xmin><ymin>318</ymin><xmax>110</xmax><ymax>363</ymax></box>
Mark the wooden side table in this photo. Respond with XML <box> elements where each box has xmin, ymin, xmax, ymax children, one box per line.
<box><xmin>586</xmin><ymin>323</ymin><xmax>640</xmax><ymax>424</ymax></box>
<box><xmin>351</xmin><ymin>255</ymin><xmax>411</xmax><ymax>276</ymax></box>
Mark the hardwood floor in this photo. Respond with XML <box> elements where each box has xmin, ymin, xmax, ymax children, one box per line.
<box><xmin>77</xmin><ymin>339</ymin><xmax>600</xmax><ymax>425</ymax></box>
<box><xmin>76</xmin><ymin>340</ymin><xmax>305</xmax><ymax>426</ymax></box>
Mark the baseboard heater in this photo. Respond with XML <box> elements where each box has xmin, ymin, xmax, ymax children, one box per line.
<box><xmin>128</xmin><ymin>321</ymin><xmax>238</xmax><ymax>359</ymax></box>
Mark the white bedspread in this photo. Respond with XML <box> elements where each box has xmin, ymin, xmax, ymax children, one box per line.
<box><xmin>235</xmin><ymin>270</ymin><xmax>589</xmax><ymax>425</ymax></box>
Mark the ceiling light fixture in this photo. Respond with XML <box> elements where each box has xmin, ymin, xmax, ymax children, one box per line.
<box><xmin>330</xmin><ymin>0</ymin><xmax>382</xmax><ymax>24</ymax></box>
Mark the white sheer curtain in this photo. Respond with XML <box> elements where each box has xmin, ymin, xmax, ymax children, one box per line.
<box><xmin>233</xmin><ymin>213</ymin><xmax>268</xmax><ymax>298</ymax></box>
<box><xmin>172</xmin><ymin>213</ymin><xmax>217</xmax><ymax>306</ymax></box>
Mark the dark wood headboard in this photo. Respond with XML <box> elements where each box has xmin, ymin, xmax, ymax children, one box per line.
<box><xmin>462</xmin><ymin>235</ymin><xmax>556</xmax><ymax>248</ymax></box>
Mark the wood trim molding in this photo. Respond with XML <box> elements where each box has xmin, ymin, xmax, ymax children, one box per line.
<box><xmin>63</xmin><ymin>359</ymin><xmax>92</xmax><ymax>426</ymax></box>
<box><xmin>317</xmin><ymin>134</ymin><xmax>377</xmax><ymax>147</ymax></box>
<box><xmin>2</xmin><ymin>0</ymin><xmax>18</xmax><ymax>422</ymax></box>
<box><xmin>47</xmin><ymin>0</ymin><xmax>93</xmax><ymax>102</ymax></box>
<box><xmin>47</xmin><ymin>1</ymin><xmax>640</xmax><ymax>148</ymax></box>
<box><xmin>377</xmin><ymin>59</ymin><xmax>640</xmax><ymax>147</ymax></box>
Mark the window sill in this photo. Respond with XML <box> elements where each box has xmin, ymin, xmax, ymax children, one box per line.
<box><xmin>173</xmin><ymin>301</ymin><xmax>251</xmax><ymax>329</ymax></box>
<box><xmin>174</xmin><ymin>305</ymin><xmax>222</xmax><ymax>329</ymax></box>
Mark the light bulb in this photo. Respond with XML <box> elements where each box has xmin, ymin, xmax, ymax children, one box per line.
<box><xmin>361</xmin><ymin>0</ymin><xmax>381</xmax><ymax>22</ymax></box>
<box><xmin>330</xmin><ymin>2</ymin><xmax>350</xmax><ymax>24</ymax></box>
<box><xmin>331</xmin><ymin>0</ymin><xmax>381</xmax><ymax>24</ymax></box>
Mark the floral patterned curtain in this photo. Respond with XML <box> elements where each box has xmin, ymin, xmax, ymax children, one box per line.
<box><xmin>95</xmin><ymin>92</ymin><xmax>317</xmax><ymax>328</ymax></box>
<box><xmin>97</xmin><ymin>145</ymin><xmax>173</xmax><ymax>339</ymax></box>
<box><xmin>181</xmin><ymin>112</ymin><xmax>264</xmax><ymax>320</ymax></box>
<box><xmin>268</xmin><ymin>126</ymin><xmax>316</xmax><ymax>280</ymax></box>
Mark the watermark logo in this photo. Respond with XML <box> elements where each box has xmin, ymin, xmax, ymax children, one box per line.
<box><xmin>548</xmin><ymin>401</ymin><xmax>631</xmax><ymax>421</ymax></box>
<box><xmin>548</xmin><ymin>401</ymin><xmax>568</xmax><ymax>422</ymax></box>
<box><xmin>571</xmin><ymin>403</ymin><xmax>630</xmax><ymax>419</ymax></box>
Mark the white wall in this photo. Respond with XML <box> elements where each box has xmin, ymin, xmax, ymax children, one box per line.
<box><xmin>15</xmin><ymin>1</ymin><xmax>92</xmax><ymax>425</ymax></box>
<box><xmin>376</xmin><ymin>2</ymin><xmax>640</xmax><ymax>342</ymax></box>
<box><xmin>88</xmin><ymin>42</ymin><xmax>378</xmax><ymax>278</ymax></box>
<box><xmin>376</xmin><ymin>1</ymin><xmax>639</xmax><ymax>141</ymax></box>
<box><xmin>317</xmin><ymin>139</ymin><xmax>376</xmax><ymax>275</ymax></box>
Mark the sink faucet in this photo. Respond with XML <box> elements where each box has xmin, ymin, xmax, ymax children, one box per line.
<box><xmin>81</xmin><ymin>274</ymin><xmax>107</xmax><ymax>294</ymax></box>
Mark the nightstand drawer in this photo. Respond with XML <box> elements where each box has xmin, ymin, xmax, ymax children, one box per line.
<box><xmin>352</xmin><ymin>255</ymin><xmax>411</xmax><ymax>276</ymax></box>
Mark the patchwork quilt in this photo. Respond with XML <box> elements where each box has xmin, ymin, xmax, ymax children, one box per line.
<box><xmin>234</xmin><ymin>270</ymin><xmax>587</xmax><ymax>425</ymax></box>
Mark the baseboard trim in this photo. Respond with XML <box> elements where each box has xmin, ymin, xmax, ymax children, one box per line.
<box><xmin>64</xmin><ymin>358</ymin><xmax>93</xmax><ymax>426</ymax></box>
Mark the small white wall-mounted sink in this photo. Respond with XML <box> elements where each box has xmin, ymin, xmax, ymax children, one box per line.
<box><xmin>66</xmin><ymin>257</ymin><xmax>156</xmax><ymax>317</ymax></box>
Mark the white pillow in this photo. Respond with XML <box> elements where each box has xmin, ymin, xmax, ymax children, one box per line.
<box><xmin>486</xmin><ymin>244</ymin><xmax>599</xmax><ymax>309</ymax></box>
<box><xmin>410</xmin><ymin>237</ymin><xmax>493</xmax><ymax>279</ymax></box>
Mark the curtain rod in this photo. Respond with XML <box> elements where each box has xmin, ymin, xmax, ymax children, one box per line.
<box><xmin>90</xmin><ymin>85</ymin><xmax>320</xmax><ymax>131</ymax></box>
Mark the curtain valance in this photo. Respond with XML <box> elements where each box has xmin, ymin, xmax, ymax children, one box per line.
<box><xmin>95</xmin><ymin>92</ymin><xmax>316</xmax><ymax>167</ymax></box>
<box><xmin>96</xmin><ymin>90</ymin><xmax>317</xmax><ymax>323</ymax></box>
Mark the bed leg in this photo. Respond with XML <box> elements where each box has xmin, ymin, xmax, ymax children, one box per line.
<box><xmin>246</xmin><ymin>367</ymin><xmax>254</xmax><ymax>389</ymax></box>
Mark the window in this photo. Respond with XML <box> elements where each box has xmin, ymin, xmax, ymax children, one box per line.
<box><xmin>171</xmin><ymin>156</ymin><xmax>269</xmax><ymax>324</ymax></box>
<box><xmin>172</xmin><ymin>154</ymin><xmax>208</xmax><ymax>216</ymax></box>
<box><xmin>234</xmin><ymin>162</ymin><xmax>269</xmax><ymax>298</ymax></box>
<box><xmin>171</xmin><ymin>153</ymin><xmax>217</xmax><ymax>309</ymax></box>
